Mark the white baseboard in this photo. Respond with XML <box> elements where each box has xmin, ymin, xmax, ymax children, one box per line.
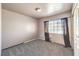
<box><xmin>23</xmin><ymin>39</ymin><xmax>37</xmax><ymax>43</ymax></box>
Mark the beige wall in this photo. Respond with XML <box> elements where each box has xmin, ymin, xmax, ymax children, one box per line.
<box><xmin>49</xmin><ymin>33</ymin><xmax>64</xmax><ymax>45</ymax></box>
<box><xmin>73</xmin><ymin>3</ymin><xmax>79</xmax><ymax>55</ymax></box>
<box><xmin>0</xmin><ymin>3</ymin><xmax>1</xmax><ymax>56</ymax></box>
<box><xmin>2</xmin><ymin>9</ymin><xmax>38</xmax><ymax>49</ymax></box>
<box><xmin>68</xmin><ymin>17</ymin><xmax>74</xmax><ymax>49</ymax></box>
<box><xmin>38</xmin><ymin>11</ymin><xmax>73</xmax><ymax>47</ymax></box>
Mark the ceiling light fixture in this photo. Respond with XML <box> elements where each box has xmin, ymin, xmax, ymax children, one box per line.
<box><xmin>35</xmin><ymin>8</ymin><xmax>41</xmax><ymax>12</ymax></box>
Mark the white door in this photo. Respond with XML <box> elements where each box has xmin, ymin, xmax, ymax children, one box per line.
<box><xmin>74</xmin><ymin>4</ymin><xmax>79</xmax><ymax>56</ymax></box>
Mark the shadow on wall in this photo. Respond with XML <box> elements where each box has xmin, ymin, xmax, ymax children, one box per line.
<box><xmin>2</xmin><ymin>9</ymin><xmax>38</xmax><ymax>49</ymax></box>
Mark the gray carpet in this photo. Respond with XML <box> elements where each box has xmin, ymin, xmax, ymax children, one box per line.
<box><xmin>1</xmin><ymin>39</ymin><xmax>74</xmax><ymax>56</ymax></box>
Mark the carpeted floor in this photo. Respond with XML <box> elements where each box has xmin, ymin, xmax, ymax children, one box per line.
<box><xmin>1</xmin><ymin>39</ymin><xmax>74</xmax><ymax>56</ymax></box>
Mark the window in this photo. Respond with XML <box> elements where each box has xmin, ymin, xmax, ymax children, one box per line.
<box><xmin>48</xmin><ymin>19</ymin><xmax>63</xmax><ymax>34</ymax></box>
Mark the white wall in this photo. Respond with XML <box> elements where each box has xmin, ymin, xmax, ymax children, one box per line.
<box><xmin>73</xmin><ymin>3</ymin><xmax>79</xmax><ymax>55</ymax></box>
<box><xmin>2</xmin><ymin>9</ymin><xmax>38</xmax><ymax>49</ymax></box>
<box><xmin>38</xmin><ymin>11</ymin><xmax>73</xmax><ymax>47</ymax></box>
<box><xmin>0</xmin><ymin>3</ymin><xmax>1</xmax><ymax>56</ymax></box>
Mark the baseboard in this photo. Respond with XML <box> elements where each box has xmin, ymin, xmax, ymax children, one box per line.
<box><xmin>23</xmin><ymin>39</ymin><xmax>37</xmax><ymax>43</ymax></box>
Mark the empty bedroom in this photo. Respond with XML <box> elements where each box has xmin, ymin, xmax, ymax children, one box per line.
<box><xmin>1</xmin><ymin>3</ymin><xmax>79</xmax><ymax>56</ymax></box>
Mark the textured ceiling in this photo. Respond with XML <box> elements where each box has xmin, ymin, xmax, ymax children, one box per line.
<box><xmin>2</xmin><ymin>3</ymin><xmax>72</xmax><ymax>19</ymax></box>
